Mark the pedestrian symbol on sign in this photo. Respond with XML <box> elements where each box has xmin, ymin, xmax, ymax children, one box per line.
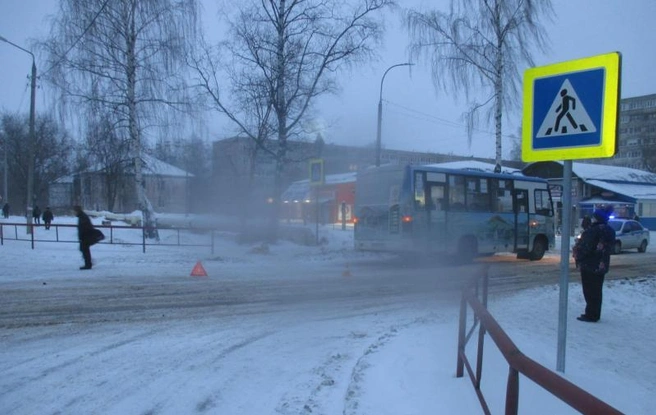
<box><xmin>536</xmin><ymin>79</ymin><xmax>597</xmax><ymax>138</ymax></box>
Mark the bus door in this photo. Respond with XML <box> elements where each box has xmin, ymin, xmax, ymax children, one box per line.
<box><xmin>426</xmin><ymin>174</ymin><xmax>447</xmax><ymax>252</ymax></box>
<box><xmin>513</xmin><ymin>189</ymin><xmax>529</xmax><ymax>251</ymax></box>
<box><xmin>411</xmin><ymin>171</ymin><xmax>430</xmax><ymax>247</ymax></box>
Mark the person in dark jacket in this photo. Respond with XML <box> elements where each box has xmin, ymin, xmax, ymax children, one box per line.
<box><xmin>581</xmin><ymin>215</ymin><xmax>592</xmax><ymax>231</ymax></box>
<box><xmin>74</xmin><ymin>205</ymin><xmax>95</xmax><ymax>270</ymax></box>
<box><xmin>573</xmin><ymin>208</ymin><xmax>616</xmax><ymax>322</ymax></box>
<box><xmin>42</xmin><ymin>207</ymin><xmax>54</xmax><ymax>230</ymax></box>
<box><xmin>2</xmin><ymin>202</ymin><xmax>8</xmax><ymax>219</ymax></box>
<box><xmin>33</xmin><ymin>205</ymin><xmax>41</xmax><ymax>225</ymax></box>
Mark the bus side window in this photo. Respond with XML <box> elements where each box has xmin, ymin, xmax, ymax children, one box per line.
<box><xmin>448</xmin><ymin>176</ymin><xmax>466</xmax><ymax>210</ymax></box>
<box><xmin>466</xmin><ymin>178</ymin><xmax>491</xmax><ymax>212</ymax></box>
<box><xmin>534</xmin><ymin>189</ymin><xmax>553</xmax><ymax>216</ymax></box>
<box><xmin>497</xmin><ymin>190</ymin><xmax>513</xmax><ymax>212</ymax></box>
<box><xmin>494</xmin><ymin>179</ymin><xmax>513</xmax><ymax>212</ymax></box>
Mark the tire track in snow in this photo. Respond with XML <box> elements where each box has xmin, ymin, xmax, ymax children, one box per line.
<box><xmin>341</xmin><ymin>315</ymin><xmax>438</xmax><ymax>415</ymax></box>
<box><xmin>1</xmin><ymin>327</ymin><xmax>163</xmax><ymax>396</ymax></box>
<box><xmin>141</xmin><ymin>330</ymin><xmax>278</xmax><ymax>415</ymax></box>
<box><xmin>272</xmin><ymin>313</ymin><xmax>443</xmax><ymax>415</ymax></box>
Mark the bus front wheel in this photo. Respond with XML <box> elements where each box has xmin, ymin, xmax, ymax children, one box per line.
<box><xmin>529</xmin><ymin>236</ymin><xmax>547</xmax><ymax>261</ymax></box>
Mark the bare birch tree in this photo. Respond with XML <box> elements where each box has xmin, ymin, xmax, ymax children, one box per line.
<box><xmin>404</xmin><ymin>0</ymin><xmax>552</xmax><ymax>172</ymax></box>
<box><xmin>191</xmin><ymin>0</ymin><xmax>393</xmax><ymax>240</ymax></box>
<box><xmin>40</xmin><ymin>0</ymin><xmax>198</xmax><ymax>231</ymax></box>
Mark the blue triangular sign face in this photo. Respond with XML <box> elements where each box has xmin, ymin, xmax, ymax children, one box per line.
<box><xmin>536</xmin><ymin>79</ymin><xmax>597</xmax><ymax>138</ymax></box>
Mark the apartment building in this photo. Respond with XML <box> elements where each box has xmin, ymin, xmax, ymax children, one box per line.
<box><xmin>587</xmin><ymin>93</ymin><xmax>656</xmax><ymax>170</ymax></box>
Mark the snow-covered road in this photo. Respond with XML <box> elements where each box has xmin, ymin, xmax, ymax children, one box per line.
<box><xmin>2</xmin><ymin>218</ymin><xmax>655</xmax><ymax>414</ymax></box>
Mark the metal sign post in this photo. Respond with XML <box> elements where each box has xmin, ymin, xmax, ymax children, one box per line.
<box><xmin>557</xmin><ymin>160</ymin><xmax>573</xmax><ymax>371</ymax></box>
<box><xmin>315</xmin><ymin>187</ymin><xmax>319</xmax><ymax>245</ymax></box>
<box><xmin>309</xmin><ymin>159</ymin><xmax>325</xmax><ymax>245</ymax></box>
<box><xmin>522</xmin><ymin>52</ymin><xmax>621</xmax><ymax>373</ymax></box>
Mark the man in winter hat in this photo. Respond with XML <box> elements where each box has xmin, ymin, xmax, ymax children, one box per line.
<box><xmin>573</xmin><ymin>207</ymin><xmax>616</xmax><ymax>322</ymax></box>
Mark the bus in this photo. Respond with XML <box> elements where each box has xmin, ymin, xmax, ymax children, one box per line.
<box><xmin>353</xmin><ymin>164</ymin><xmax>555</xmax><ymax>261</ymax></box>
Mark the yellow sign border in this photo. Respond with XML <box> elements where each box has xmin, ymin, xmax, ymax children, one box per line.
<box><xmin>522</xmin><ymin>52</ymin><xmax>621</xmax><ymax>162</ymax></box>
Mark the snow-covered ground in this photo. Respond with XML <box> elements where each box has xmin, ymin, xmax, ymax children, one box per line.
<box><xmin>1</xmin><ymin>214</ymin><xmax>655</xmax><ymax>414</ymax></box>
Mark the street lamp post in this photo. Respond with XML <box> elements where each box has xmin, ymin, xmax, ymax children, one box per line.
<box><xmin>375</xmin><ymin>62</ymin><xmax>413</xmax><ymax>167</ymax></box>
<box><xmin>0</xmin><ymin>35</ymin><xmax>36</xmax><ymax>234</ymax></box>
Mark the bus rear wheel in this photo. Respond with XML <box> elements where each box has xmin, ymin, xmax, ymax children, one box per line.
<box><xmin>529</xmin><ymin>236</ymin><xmax>547</xmax><ymax>261</ymax></box>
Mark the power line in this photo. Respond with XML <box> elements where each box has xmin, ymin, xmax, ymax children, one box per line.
<box><xmin>383</xmin><ymin>99</ymin><xmax>519</xmax><ymax>140</ymax></box>
<box><xmin>42</xmin><ymin>0</ymin><xmax>111</xmax><ymax>77</ymax></box>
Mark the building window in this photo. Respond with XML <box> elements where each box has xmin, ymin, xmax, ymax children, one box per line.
<box><xmin>641</xmin><ymin>202</ymin><xmax>656</xmax><ymax>217</ymax></box>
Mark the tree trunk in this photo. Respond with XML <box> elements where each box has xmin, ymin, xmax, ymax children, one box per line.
<box><xmin>126</xmin><ymin>0</ymin><xmax>156</xmax><ymax>238</ymax></box>
<box><xmin>494</xmin><ymin>43</ymin><xmax>504</xmax><ymax>173</ymax></box>
<box><xmin>268</xmin><ymin>0</ymin><xmax>288</xmax><ymax>242</ymax></box>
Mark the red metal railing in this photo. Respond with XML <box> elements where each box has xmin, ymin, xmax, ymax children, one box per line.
<box><xmin>457</xmin><ymin>265</ymin><xmax>623</xmax><ymax>415</ymax></box>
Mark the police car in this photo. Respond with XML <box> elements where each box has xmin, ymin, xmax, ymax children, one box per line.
<box><xmin>607</xmin><ymin>218</ymin><xmax>650</xmax><ymax>254</ymax></box>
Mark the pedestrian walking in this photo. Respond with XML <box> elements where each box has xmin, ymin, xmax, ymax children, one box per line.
<box><xmin>2</xmin><ymin>202</ymin><xmax>9</xmax><ymax>219</ymax></box>
<box><xmin>33</xmin><ymin>205</ymin><xmax>42</xmax><ymax>225</ymax></box>
<box><xmin>42</xmin><ymin>207</ymin><xmax>54</xmax><ymax>230</ymax></box>
<box><xmin>74</xmin><ymin>205</ymin><xmax>104</xmax><ymax>270</ymax></box>
<box><xmin>573</xmin><ymin>208</ymin><xmax>616</xmax><ymax>322</ymax></box>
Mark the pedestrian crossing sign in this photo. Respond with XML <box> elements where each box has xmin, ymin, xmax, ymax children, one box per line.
<box><xmin>522</xmin><ymin>52</ymin><xmax>621</xmax><ymax>161</ymax></box>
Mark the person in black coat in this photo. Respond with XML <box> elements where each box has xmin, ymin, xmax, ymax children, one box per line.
<box><xmin>74</xmin><ymin>205</ymin><xmax>95</xmax><ymax>270</ymax></box>
<box><xmin>33</xmin><ymin>205</ymin><xmax>41</xmax><ymax>225</ymax></box>
<box><xmin>42</xmin><ymin>207</ymin><xmax>54</xmax><ymax>230</ymax></box>
<box><xmin>573</xmin><ymin>208</ymin><xmax>616</xmax><ymax>322</ymax></box>
<box><xmin>2</xmin><ymin>202</ymin><xmax>8</xmax><ymax>219</ymax></box>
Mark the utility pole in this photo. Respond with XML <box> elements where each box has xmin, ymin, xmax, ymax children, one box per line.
<box><xmin>0</xmin><ymin>35</ymin><xmax>36</xmax><ymax>234</ymax></box>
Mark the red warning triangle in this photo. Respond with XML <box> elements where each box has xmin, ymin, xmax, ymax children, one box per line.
<box><xmin>190</xmin><ymin>261</ymin><xmax>208</xmax><ymax>277</ymax></box>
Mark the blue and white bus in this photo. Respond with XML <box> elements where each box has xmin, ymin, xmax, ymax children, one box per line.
<box><xmin>354</xmin><ymin>164</ymin><xmax>555</xmax><ymax>261</ymax></box>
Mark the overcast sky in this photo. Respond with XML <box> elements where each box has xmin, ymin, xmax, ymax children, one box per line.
<box><xmin>1</xmin><ymin>0</ymin><xmax>655</xmax><ymax>159</ymax></box>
